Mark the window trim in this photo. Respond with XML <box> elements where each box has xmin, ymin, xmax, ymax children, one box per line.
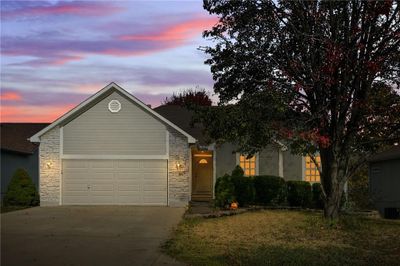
<box><xmin>236</xmin><ymin>153</ymin><xmax>259</xmax><ymax>176</ymax></box>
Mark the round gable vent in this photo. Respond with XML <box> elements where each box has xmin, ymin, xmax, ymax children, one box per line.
<box><xmin>108</xmin><ymin>100</ymin><xmax>121</xmax><ymax>113</ymax></box>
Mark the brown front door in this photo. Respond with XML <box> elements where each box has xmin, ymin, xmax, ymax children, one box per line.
<box><xmin>192</xmin><ymin>151</ymin><xmax>213</xmax><ymax>201</ymax></box>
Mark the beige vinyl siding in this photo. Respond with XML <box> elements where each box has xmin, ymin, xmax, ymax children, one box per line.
<box><xmin>258</xmin><ymin>146</ymin><xmax>280</xmax><ymax>176</ymax></box>
<box><xmin>63</xmin><ymin>91</ymin><xmax>167</xmax><ymax>155</ymax></box>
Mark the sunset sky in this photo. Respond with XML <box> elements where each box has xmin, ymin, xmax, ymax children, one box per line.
<box><xmin>1</xmin><ymin>0</ymin><xmax>217</xmax><ymax>122</ymax></box>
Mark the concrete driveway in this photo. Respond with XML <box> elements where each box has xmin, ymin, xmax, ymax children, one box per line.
<box><xmin>1</xmin><ymin>206</ymin><xmax>185</xmax><ymax>266</ymax></box>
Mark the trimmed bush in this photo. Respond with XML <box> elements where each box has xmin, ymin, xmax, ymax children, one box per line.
<box><xmin>312</xmin><ymin>183</ymin><xmax>324</xmax><ymax>209</ymax></box>
<box><xmin>253</xmin><ymin>175</ymin><xmax>286</xmax><ymax>205</ymax></box>
<box><xmin>286</xmin><ymin>181</ymin><xmax>312</xmax><ymax>207</ymax></box>
<box><xmin>231</xmin><ymin>166</ymin><xmax>254</xmax><ymax>206</ymax></box>
<box><xmin>214</xmin><ymin>174</ymin><xmax>235</xmax><ymax>207</ymax></box>
<box><xmin>3</xmin><ymin>168</ymin><xmax>39</xmax><ymax>206</ymax></box>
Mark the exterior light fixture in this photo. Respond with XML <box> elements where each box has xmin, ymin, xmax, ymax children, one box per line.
<box><xmin>46</xmin><ymin>162</ymin><xmax>53</xmax><ymax>169</ymax></box>
<box><xmin>176</xmin><ymin>162</ymin><xmax>184</xmax><ymax>171</ymax></box>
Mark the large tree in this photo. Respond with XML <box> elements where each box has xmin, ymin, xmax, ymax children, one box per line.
<box><xmin>200</xmin><ymin>0</ymin><xmax>400</xmax><ymax>219</ymax></box>
<box><xmin>162</xmin><ymin>87</ymin><xmax>212</xmax><ymax>106</ymax></box>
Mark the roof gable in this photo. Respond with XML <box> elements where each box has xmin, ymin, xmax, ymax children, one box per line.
<box><xmin>29</xmin><ymin>82</ymin><xmax>196</xmax><ymax>143</ymax></box>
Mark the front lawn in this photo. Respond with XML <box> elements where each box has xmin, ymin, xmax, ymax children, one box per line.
<box><xmin>164</xmin><ymin>210</ymin><xmax>400</xmax><ymax>266</ymax></box>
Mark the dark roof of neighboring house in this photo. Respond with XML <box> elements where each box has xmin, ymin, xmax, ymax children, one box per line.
<box><xmin>1</xmin><ymin>123</ymin><xmax>49</xmax><ymax>154</ymax></box>
<box><xmin>154</xmin><ymin>105</ymin><xmax>208</xmax><ymax>145</ymax></box>
<box><xmin>369</xmin><ymin>146</ymin><xmax>400</xmax><ymax>163</ymax></box>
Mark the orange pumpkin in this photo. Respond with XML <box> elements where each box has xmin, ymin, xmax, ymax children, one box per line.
<box><xmin>230</xmin><ymin>202</ymin><xmax>238</xmax><ymax>210</ymax></box>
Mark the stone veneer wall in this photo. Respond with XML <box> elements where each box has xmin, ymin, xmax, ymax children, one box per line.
<box><xmin>39</xmin><ymin>126</ymin><xmax>61</xmax><ymax>206</ymax></box>
<box><xmin>168</xmin><ymin>128</ymin><xmax>190</xmax><ymax>207</ymax></box>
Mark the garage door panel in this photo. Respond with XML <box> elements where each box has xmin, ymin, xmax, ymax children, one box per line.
<box><xmin>143</xmin><ymin>196</ymin><xmax>166</xmax><ymax>204</ymax></box>
<box><xmin>91</xmin><ymin>174</ymin><xmax>114</xmax><ymax>180</ymax></box>
<box><xmin>64</xmin><ymin>160</ymin><xmax>88</xmax><ymax>168</ymax></box>
<box><xmin>64</xmin><ymin>183</ymin><xmax>89</xmax><ymax>191</ymax></box>
<box><xmin>63</xmin><ymin>196</ymin><xmax>89</xmax><ymax>204</ymax></box>
<box><xmin>91</xmin><ymin>196</ymin><xmax>114</xmax><ymax>204</ymax></box>
<box><xmin>142</xmin><ymin>168</ymin><xmax>167</xmax><ymax>173</ymax></box>
<box><xmin>142</xmin><ymin>173</ymin><xmax>166</xmax><ymax>181</ymax></box>
<box><xmin>91</xmin><ymin>169</ymin><xmax>114</xmax><ymax>174</ymax></box>
<box><xmin>91</xmin><ymin>184</ymin><xmax>114</xmax><ymax>191</ymax></box>
<box><xmin>142</xmin><ymin>160</ymin><xmax>166</xmax><ymax>168</ymax></box>
<box><xmin>144</xmin><ymin>179</ymin><xmax>166</xmax><ymax>185</ymax></box>
<box><xmin>118</xmin><ymin>185</ymin><xmax>140</xmax><ymax>191</ymax></box>
<box><xmin>117</xmin><ymin>196</ymin><xmax>141</xmax><ymax>204</ymax></box>
<box><xmin>90</xmin><ymin>160</ymin><xmax>114</xmax><ymax>168</ymax></box>
<box><xmin>143</xmin><ymin>185</ymin><xmax>166</xmax><ymax>191</ymax></box>
<box><xmin>116</xmin><ymin>160</ymin><xmax>141</xmax><ymax>168</ymax></box>
<box><xmin>63</xmin><ymin>176</ymin><xmax>88</xmax><ymax>183</ymax></box>
<box><xmin>117</xmin><ymin>173</ymin><xmax>142</xmax><ymax>179</ymax></box>
<box><xmin>62</xmin><ymin>159</ymin><xmax>167</xmax><ymax>205</ymax></box>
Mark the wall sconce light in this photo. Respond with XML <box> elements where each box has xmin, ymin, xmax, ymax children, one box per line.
<box><xmin>46</xmin><ymin>162</ymin><xmax>53</xmax><ymax>169</ymax></box>
<box><xmin>175</xmin><ymin>161</ymin><xmax>184</xmax><ymax>171</ymax></box>
<box><xmin>175</xmin><ymin>160</ymin><xmax>185</xmax><ymax>171</ymax></box>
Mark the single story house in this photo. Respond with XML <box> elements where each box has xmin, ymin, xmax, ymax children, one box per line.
<box><xmin>30</xmin><ymin>82</ymin><xmax>320</xmax><ymax>207</ymax></box>
<box><xmin>1</xmin><ymin>123</ymin><xmax>49</xmax><ymax>199</ymax></box>
<box><xmin>369</xmin><ymin>146</ymin><xmax>400</xmax><ymax>219</ymax></box>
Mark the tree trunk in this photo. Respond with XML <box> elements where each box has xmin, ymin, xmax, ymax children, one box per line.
<box><xmin>320</xmin><ymin>150</ymin><xmax>347</xmax><ymax>220</ymax></box>
<box><xmin>323</xmin><ymin>183</ymin><xmax>344</xmax><ymax>219</ymax></box>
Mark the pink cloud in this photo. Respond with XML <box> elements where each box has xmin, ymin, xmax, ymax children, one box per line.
<box><xmin>2</xmin><ymin>14</ymin><xmax>218</xmax><ymax>67</ymax></box>
<box><xmin>74</xmin><ymin>83</ymin><xmax>109</xmax><ymax>94</ymax></box>
<box><xmin>1</xmin><ymin>104</ymin><xmax>75</xmax><ymax>123</ymax></box>
<box><xmin>2</xmin><ymin>2</ymin><xmax>122</xmax><ymax>19</ymax></box>
<box><xmin>0</xmin><ymin>91</ymin><xmax>22</xmax><ymax>101</ymax></box>
<box><xmin>120</xmin><ymin>17</ymin><xmax>218</xmax><ymax>44</ymax></box>
<box><xmin>11</xmin><ymin>55</ymin><xmax>85</xmax><ymax>67</ymax></box>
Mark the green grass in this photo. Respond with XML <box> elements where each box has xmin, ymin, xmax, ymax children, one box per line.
<box><xmin>163</xmin><ymin>210</ymin><xmax>400</xmax><ymax>266</ymax></box>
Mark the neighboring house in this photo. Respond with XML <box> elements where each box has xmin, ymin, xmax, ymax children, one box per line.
<box><xmin>369</xmin><ymin>146</ymin><xmax>400</xmax><ymax>218</ymax></box>
<box><xmin>29</xmin><ymin>82</ymin><xmax>320</xmax><ymax>207</ymax></box>
<box><xmin>1</xmin><ymin>123</ymin><xmax>49</xmax><ymax>199</ymax></box>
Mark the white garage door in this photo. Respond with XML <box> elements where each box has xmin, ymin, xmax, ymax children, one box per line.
<box><xmin>62</xmin><ymin>159</ymin><xmax>167</xmax><ymax>205</ymax></box>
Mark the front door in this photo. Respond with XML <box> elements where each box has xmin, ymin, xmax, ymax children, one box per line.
<box><xmin>192</xmin><ymin>151</ymin><xmax>213</xmax><ymax>201</ymax></box>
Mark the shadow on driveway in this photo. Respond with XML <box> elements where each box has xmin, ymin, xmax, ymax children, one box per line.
<box><xmin>1</xmin><ymin>206</ymin><xmax>185</xmax><ymax>266</ymax></box>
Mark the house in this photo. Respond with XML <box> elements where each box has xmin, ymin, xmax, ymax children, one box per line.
<box><xmin>369</xmin><ymin>146</ymin><xmax>400</xmax><ymax>219</ymax></box>
<box><xmin>29</xmin><ymin>82</ymin><xmax>320</xmax><ymax>206</ymax></box>
<box><xmin>1</xmin><ymin>123</ymin><xmax>49</xmax><ymax>199</ymax></box>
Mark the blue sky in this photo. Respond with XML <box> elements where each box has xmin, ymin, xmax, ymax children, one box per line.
<box><xmin>1</xmin><ymin>0</ymin><xmax>217</xmax><ymax>121</ymax></box>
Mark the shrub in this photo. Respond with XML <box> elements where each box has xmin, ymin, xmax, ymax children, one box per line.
<box><xmin>286</xmin><ymin>181</ymin><xmax>312</xmax><ymax>207</ymax></box>
<box><xmin>253</xmin><ymin>175</ymin><xmax>286</xmax><ymax>205</ymax></box>
<box><xmin>214</xmin><ymin>174</ymin><xmax>235</xmax><ymax>208</ymax></box>
<box><xmin>230</xmin><ymin>166</ymin><xmax>254</xmax><ymax>206</ymax></box>
<box><xmin>3</xmin><ymin>168</ymin><xmax>39</xmax><ymax>206</ymax></box>
<box><xmin>312</xmin><ymin>183</ymin><xmax>324</xmax><ymax>209</ymax></box>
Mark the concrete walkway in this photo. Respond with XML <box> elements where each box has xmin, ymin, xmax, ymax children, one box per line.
<box><xmin>1</xmin><ymin>206</ymin><xmax>185</xmax><ymax>266</ymax></box>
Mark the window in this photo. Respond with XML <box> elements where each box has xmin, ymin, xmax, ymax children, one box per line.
<box><xmin>305</xmin><ymin>155</ymin><xmax>320</xmax><ymax>182</ymax></box>
<box><xmin>239</xmin><ymin>155</ymin><xmax>256</xmax><ymax>176</ymax></box>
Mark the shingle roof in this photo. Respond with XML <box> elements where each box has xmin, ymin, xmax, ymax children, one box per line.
<box><xmin>369</xmin><ymin>146</ymin><xmax>400</xmax><ymax>162</ymax></box>
<box><xmin>1</xmin><ymin>123</ymin><xmax>49</xmax><ymax>154</ymax></box>
<box><xmin>154</xmin><ymin>105</ymin><xmax>208</xmax><ymax>145</ymax></box>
